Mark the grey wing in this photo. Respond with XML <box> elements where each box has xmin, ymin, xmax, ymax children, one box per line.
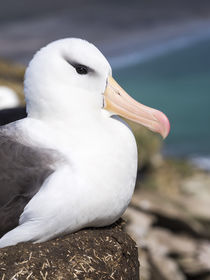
<box><xmin>0</xmin><ymin>127</ymin><xmax>58</xmax><ymax>237</ymax></box>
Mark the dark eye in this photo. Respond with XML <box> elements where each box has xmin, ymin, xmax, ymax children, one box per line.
<box><xmin>76</xmin><ymin>65</ymin><xmax>88</xmax><ymax>75</ymax></box>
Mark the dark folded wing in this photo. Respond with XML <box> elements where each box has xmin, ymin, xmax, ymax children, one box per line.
<box><xmin>0</xmin><ymin>127</ymin><xmax>58</xmax><ymax>237</ymax></box>
<box><xmin>0</xmin><ymin>107</ymin><xmax>27</xmax><ymax>126</ymax></box>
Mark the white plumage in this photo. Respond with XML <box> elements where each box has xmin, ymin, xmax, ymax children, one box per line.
<box><xmin>0</xmin><ymin>38</ymin><xmax>169</xmax><ymax>248</ymax></box>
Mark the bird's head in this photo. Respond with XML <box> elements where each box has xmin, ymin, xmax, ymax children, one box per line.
<box><xmin>24</xmin><ymin>38</ymin><xmax>170</xmax><ymax>138</ymax></box>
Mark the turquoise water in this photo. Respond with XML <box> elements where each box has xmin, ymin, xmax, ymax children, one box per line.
<box><xmin>114</xmin><ymin>39</ymin><xmax>210</xmax><ymax>156</ymax></box>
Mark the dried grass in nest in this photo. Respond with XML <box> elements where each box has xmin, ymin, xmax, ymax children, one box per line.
<box><xmin>0</xmin><ymin>219</ymin><xmax>139</xmax><ymax>280</ymax></box>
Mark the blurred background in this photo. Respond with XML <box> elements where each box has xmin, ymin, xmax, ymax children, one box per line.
<box><xmin>0</xmin><ymin>1</ymin><xmax>210</xmax><ymax>279</ymax></box>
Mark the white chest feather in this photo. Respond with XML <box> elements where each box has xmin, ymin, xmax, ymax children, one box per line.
<box><xmin>20</xmin><ymin>116</ymin><xmax>137</xmax><ymax>228</ymax></box>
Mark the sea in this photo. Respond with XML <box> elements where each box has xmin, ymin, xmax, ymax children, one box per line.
<box><xmin>113</xmin><ymin>38</ymin><xmax>210</xmax><ymax>170</ymax></box>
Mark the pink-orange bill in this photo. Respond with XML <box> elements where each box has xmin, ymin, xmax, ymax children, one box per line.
<box><xmin>104</xmin><ymin>76</ymin><xmax>170</xmax><ymax>139</ymax></box>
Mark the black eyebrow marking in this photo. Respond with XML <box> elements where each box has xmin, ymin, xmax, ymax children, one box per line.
<box><xmin>65</xmin><ymin>58</ymin><xmax>94</xmax><ymax>73</ymax></box>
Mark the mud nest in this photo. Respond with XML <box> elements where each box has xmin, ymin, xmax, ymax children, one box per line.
<box><xmin>0</xmin><ymin>219</ymin><xmax>139</xmax><ymax>280</ymax></box>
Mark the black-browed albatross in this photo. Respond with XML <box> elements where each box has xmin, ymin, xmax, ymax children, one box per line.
<box><xmin>0</xmin><ymin>38</ymin><xmax>170</xmax><ymax>248</ymax></box>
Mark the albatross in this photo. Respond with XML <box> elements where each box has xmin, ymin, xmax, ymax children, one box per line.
<box><xmin>0</xmin><ymin>38</ymin><xmax>170</xmax><ymax>248</ymax></box>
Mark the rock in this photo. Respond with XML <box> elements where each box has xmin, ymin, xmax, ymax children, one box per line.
<box><xmin>138</xmin><ymin>248</ymin><xmax>151</xmax><ymax>280</ymax></box>
<box><xmin>145</xmin><ymin>228</ymin><xmax>197</xmax><ymax>257</ymax></box>
<box><xmin>179</xmin><ymin>173</ymin><xmax>210</xmax><ymax>223</ymax></box>
<box><xmin>202</xmin><ymin>277</ymin><xmax>210</xmax><ymax>280</ymax></box>
<box><xmin>178</xmin><ymin>241</ymin><xmax>210</xmax><ymax>278</ymax></box>
<box><xmin>149</xmin><ymin>253</ymin><xmax>186</xmax><ymax>280</ymax></box>
<box><xmin>123</xmin><ymin>208</ymin><xmax>155</xmax><ymax>279</ymax></box>
<box><xmin>0</xmin><ymin>220</ymin><xmax>139</xmax><ymax>280</ymax></box>
<box><xmin>125</xmin><ymin>189</ymin><xmax>210</xmax><ymax>280</ymax></box>
<box><xmin>123</xmin><ymin>207</ymin><xmax>156</xmax><ymax>246</ymax></box>
<box><xmin>124</xmin><ymin>157</ymin><xmax>210</xmax><ymax>280</ymax></box>
<box><xmin>198</xmin><ymin>241</ymin><xmax>210</xmax><ymax>271</ymax></box>
<box><xmin>181</xmin><ymin>174</ymin><xmax>210</xmax><ymax>200</ymax></box>
<box><xmin>131</xmin><ymin>190</ymin><xmax>208</xmax><ymax>238</ymax></box>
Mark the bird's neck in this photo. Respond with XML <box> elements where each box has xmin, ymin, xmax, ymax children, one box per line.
<box><xmin>25</xmin><ymin>85</ymin><xmax>104</xmax><ymax>129</ymax></box>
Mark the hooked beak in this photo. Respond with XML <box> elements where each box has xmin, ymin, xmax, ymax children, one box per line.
<box><xmin>103</xmin><ymin>76</ymin><xmax>170</xmax><ymax>139</ymax></box>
